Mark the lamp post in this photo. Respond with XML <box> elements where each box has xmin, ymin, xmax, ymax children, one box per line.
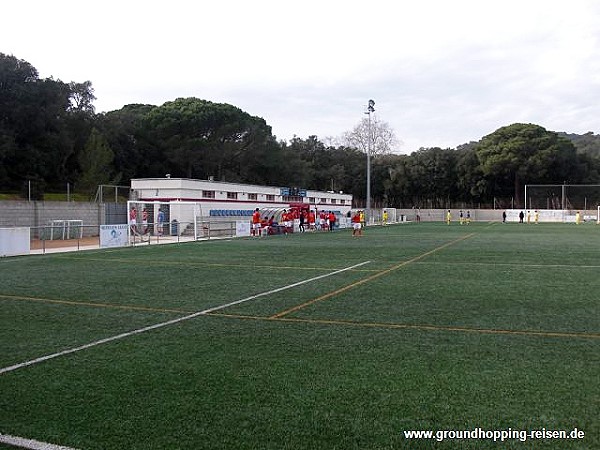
<box><xmin>365</xmin><ymin>99</ymin><xmax>375</xmax><ymax>224</ymax></box>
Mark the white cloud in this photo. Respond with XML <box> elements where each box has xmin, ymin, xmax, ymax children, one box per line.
<box><xmin>2</xmin><ymin>0</ymin><xmax>599</xmax><ymax>153</ymax></box>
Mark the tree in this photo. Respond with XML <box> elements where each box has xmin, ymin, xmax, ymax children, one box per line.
<box><xmin>0</xmin><ymin>53</ymin><xmax>100</xmax><ymax>193</ymax></box>
<box><xmin>407</xmin><ymin>147</ymin><xmax>459</xmax><ymax>208</ymax></box>
<box><xmin>98</xmin><ymin>104</ymin><xmax>159</xmax><ymax>180</ymax></box>
<box><xmin>455</xmin><ymin>142</ymin><xmax>487</xmax><ymax>205</ymax></box>
<box><xmin>342</xmin><ymin>116</ymin><xmax>400</xmax><ymax>156</ymax></box>
<box><xmin>476</xmin><ymin>123</ymin><xmax>579</xmax><ymax>207</ymax></box>
<box><xmin>77</xmin><ymin>128</ymin><xmax>115</xmax><ymax>195</ymax></box>
<box><xmin>68</xmin><ymin>81</ymin><xmax>96</xmax><ymax>113</ymax></box>
<box><xmin>145</xmin><ymin>98</ymin><xmax>275</xmax><ymax>180</ymax></box>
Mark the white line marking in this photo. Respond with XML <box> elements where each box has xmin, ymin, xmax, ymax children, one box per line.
<box><xmin>0</xmin><ymin>261</ymin><xmax>370</xmax><ymax>375</ymax></box>
<box><xmin>0</xmin><ymin>433</ymin><xmax>79</xmax><ymax>450</ymax></box>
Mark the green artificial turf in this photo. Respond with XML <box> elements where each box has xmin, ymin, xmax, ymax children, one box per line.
<box><xmin>0</xmin><ymin>222</ymin><xmax>598</xmax><ymax>449</ymax></box>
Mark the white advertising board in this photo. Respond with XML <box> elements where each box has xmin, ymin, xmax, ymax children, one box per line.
<box><xmin>100</xmin><ymin>224</ymin><xmax>129</xmax><ymax>248</ymax></box>
<box><xmin>236</xmin><ymin>221</ymin><xmax>251</xmax><ymax>237</ymax></box>
<box><xmin>0</xmin><ymin>227</ymin><xmax>30</xmax><ymax>257</ymax></box>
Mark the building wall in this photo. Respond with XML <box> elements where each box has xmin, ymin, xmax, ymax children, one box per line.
<box><xmin>131</xmin><ymin>178</ymin><xmax>354</xmax><ymax>216</ymax></box>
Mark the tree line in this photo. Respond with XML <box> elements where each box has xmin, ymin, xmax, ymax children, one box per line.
<box><xmin>2</xmin><ymin>52</ymin><xmax>600</xmax><ymax>207</ymax></box>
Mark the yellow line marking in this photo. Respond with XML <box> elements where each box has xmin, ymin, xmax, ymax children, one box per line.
<box><xmin>270</xmin><ymin>233</ymin><xmax>476</xmax><ymax>319</ymax></box>
<box><xmin>0</xmin><ymin>294</ymin><xmax>190</xmax><ymax>315</ymax></box>
<box><xmin>207</xmin><ymin>312</ymin><xmax>600</xmax><ymax>340</ymax></box>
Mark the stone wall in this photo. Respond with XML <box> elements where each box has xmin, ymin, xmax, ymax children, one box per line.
<box><xmin>0</xmin><ymin>201</ymin><xmax>107</xmax><ymax>236</ymax></box>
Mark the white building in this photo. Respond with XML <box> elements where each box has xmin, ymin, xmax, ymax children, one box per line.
<box><xmin>130</xmin><ymin>178</ymin><xmax>353</xmax><ymax>221</ymax></box>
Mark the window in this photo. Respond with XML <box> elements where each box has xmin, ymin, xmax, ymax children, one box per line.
<box><xmin>331</xmin><ymin>199</ymin><xmax>337</xmax><ymax>204</ymax></box>
<box><xmin>321</xmin><ymin>198</ymin><xmax>328</xmax><ymax>203</ymax></box>
<box><xmin>248</xmin><ymin>193</ymin><xmax>257</xmax><ymax>201</ymax></box>
<box><xmin>309</xmin><ymin>197</ymin><xmax>316</xmax><ymax>203</ymax></box>
<box><xmin>340</xmin><ymin>199</ymin><xmax>345</xmax><ymax>205</ymax></box>
<box><xmin>227</xmin><ymin>192</ymin><xmax>238</xmax><ymax>200</ymax></box>
<box><xmin>266</xmin><ymin>194</ymin><xmax>275</xmax><ymax>201</ymax></box>
<box><xmin>202</xmin><ymin>190</ymin><xmax>215</xmax><ymax>199</ymax></box>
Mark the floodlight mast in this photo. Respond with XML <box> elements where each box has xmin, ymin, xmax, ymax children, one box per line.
<box><xmin>365</xmin><ymin>99</ymin><xmax>375</xmax><ymax>224</ymax></box>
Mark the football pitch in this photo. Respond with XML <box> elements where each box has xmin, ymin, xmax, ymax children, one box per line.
<box><xmin>1</xmin><ymin>222</ymin><xmax>598</xmax><ymax>449</ymax></box>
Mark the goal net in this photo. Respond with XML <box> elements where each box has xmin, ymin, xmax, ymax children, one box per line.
<box><xmin>525</xmin><ymin>184</ymin><xmax>600</xmax><ymax>211</ymax></box>
<box><xmin>46</xmin><ymin>220</ymin><xmax>83</xmax><ymax>240</ymax></box>
<box><xmin>524</xmin><ymin>184</ymin><xmax>600</xmax><ymax>223</ymax></box>
<box><xmin>126</xmin><ymin>200</ymin><xmax>203</xmax><ymax>242</ymax></box>
<box><xmin>382</xmin><ymin>208</ymin><xmax>398</xmax><ymax>224</ymax></box>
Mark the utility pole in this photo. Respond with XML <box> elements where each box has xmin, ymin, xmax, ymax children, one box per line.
<box><xmin>365</xmin><ymin>99</ymin><xmax>375</xmax><ymax>224</ymax></box>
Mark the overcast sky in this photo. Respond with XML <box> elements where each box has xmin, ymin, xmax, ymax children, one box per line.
<box><xmin>3</xmin><ymin>0</ymin><xmax>599</xmax><ymax>153</ymax></box>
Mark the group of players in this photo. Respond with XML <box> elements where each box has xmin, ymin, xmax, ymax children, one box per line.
<box><xmin>129</xmin><ymin>206</ymin><xmax>165</xmax><ymax>236</ymax></box>
<box><xmin>250</xmin><ymin>207</ymin><xmax>370</xmax><ymax>238</ymax></box>
<box><xmin>445</xmin><ymin>209</ymin><xmax>472</xmax><ymax>225</ymax></box>
<box><xmin>251</xmin><ymin>208</ymin><xmax>341</xmax><ymax>237</ymax></box>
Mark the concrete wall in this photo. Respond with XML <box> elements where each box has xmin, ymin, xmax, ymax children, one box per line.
<box><xmin>0</xmin><ymin>201</ymin><xmax>107</xmax><ymax>236</ymax></box>
<box><xmin>395</xmin><ymin>208</ymin><xmax>597</xmax><ymax>223</ymax></box>
<box><xmin>396</xmin><ymin>209</ymin><xmax>502</xmax><ymax>222</ymax></box>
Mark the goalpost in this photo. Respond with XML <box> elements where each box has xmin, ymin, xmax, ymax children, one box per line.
<box><xmin>126</xmin><ymin>200</ymin><xmax>203</xmax><ymax>242</ymax></box>
<box><xmin>524</xmin><ymin>184</ymin><xmax>600</xmax><ymax>223</ymax></box>
<box><xmin>382</xmin><ymin>208</ymin><xmax>398</xmax><ymax>224</ymax></box>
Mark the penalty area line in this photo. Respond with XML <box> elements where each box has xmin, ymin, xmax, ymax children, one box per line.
<box><xmin>0</xmin><ymin>261</ymin><xmax>370</xmax><ymax>376</ymax></box>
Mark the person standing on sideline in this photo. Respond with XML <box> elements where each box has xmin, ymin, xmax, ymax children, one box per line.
<box><xmin>299</xmin><ymin>210</ymin><xmax>306</xmax><ymax>233</ymax></box>
<box><xmin>142</xmin><ymin>207</ymin><xmax>149</xmax><ymax>234</ymax></box>
<box><xmin>308</xmin><ymin>209</ymin><xmax>316</xmax><ymax>232</ymax></box>
<box><xmin>446</xmin><ymin>210</ymin><xmax>452</xmax><ymax>225</ymax></box>
<box><xmin>328</xmin><ymin>211</ymin><xmax>336</xmax><ymax>231</ymax></box>
<box><xmin>319</xmin><ymin>211</ymin><xmax>326</xmax><ymax>231</ymax></box>
<box><xmin>382</xmin><ymin>210</ymin><xmax>389</xmax><ymax>226</ymax></box>
<box><xmin>459</xmin><ymin>210</ymin><xmax>464</xmax><ymax>225</ymax></box>
<box><xmin>575</xmin><ymin>211</ymin><xmax>582</xmax><ymax>224</ymax></box>
<box><xmin>351</xmin><ymin>211</ymin><xmax>362</xmax><ymax>237</ymax></box>
<box><xmin>534</xmin><ymin>210</ymin><xmax>539</xmax><ymax>224</ymax></box>
<box><xmin>519</xmin><ymin>211</ymin><xmax>524</xmax><ymax>223</ymax></box>
<box><xmin>466</xmin><ymin>211</ymin><xmax>471</xmax><ymax>224</ymax></box>
<box><xmin>282</xmin><ymin>209</ymin><xmax>291</xmax><ymax>235</ymax></box>
<box><xmin>251</xmin><ymin>208</ymin><xmax>261</xmax><ymax>237</ymax></box>
<box><xmin>526</xmin><ymin>210</ymin><xmax>531</xmax><ymax>224</ymax></box>
<box><xmin>157</xmin><ymin>208</ymin><xmax>165</xmax><ymax>236</ymax></box>
<box><xmin>502</xmin><ymin>211</ymin><xmax>507</xmax><ymax>223</ymax></box>
<box><xmin>129</xmin><ymin>206</ymin><xmax>138</xmax><ymax>235</ymax></box>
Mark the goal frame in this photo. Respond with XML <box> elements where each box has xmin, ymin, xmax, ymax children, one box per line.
<box><xmin>126</xmin><ymin>200</ymin><xmax>203</xmax><ymax>241</ymax></box>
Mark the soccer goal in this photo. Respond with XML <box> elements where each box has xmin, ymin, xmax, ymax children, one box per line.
<box><xmin>380</xmin><ymin>208</ymin><xmax>397</xmax><ymax>224</ymax></box>
<box><xmin>525</xmin><ymin>184</ymin><xmax>600</xmax><ymax>211</ymax></box>
<box><xmin>48</xmin><ymin>220</ymin><xmax>83</xmax><ymax>240</ymax></box>
<box><xmin>126</xmin><ymin>200</ymin><xmax>203</xmax><ymax>241</ymax></box>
